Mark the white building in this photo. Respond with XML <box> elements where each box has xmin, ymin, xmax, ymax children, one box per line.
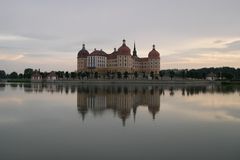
<box><xmin>87</xmin><ymin>49</ymin><xmax>107</xmax><ymax>69</ymax></box>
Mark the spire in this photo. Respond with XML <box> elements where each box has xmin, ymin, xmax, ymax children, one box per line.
<box><xmin>133</xmin><ymin>41</ymin><xmax>137</xmax><ymax>57</ymax></box>
<box><xmin>123</xmin><ymin>39</ymin><xmax>126</xmax><ymax>44</ymax></box>
<box><xmin>82</xmin><ymin>44</ymin><xmax>85</xmax><ymax>50</ymax></box>
<box><xmin>153</xmin><ymin>44</ymin><xmax>156</xmax><ymax>50</ymax></box>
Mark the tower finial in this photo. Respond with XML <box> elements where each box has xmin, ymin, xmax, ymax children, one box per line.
<box><xmin>153</xmin><ymin>44</ymin><xmax>155</xmax><ymax>50</ymax></box>
<box><xmin>82</xmin><ymin>44</ymin><xmax>85</xmax><ymax>49</ymax></box>
<box><xmin>123</xmin><ymin>39</ymin><xmax>126</xmax><ymax>44</ymax></box>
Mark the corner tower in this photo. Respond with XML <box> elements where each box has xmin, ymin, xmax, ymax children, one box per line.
<box><xmin>77</xmin><ymin>44</ymin><xmax>89</xmax><ymax>72</ymax></box>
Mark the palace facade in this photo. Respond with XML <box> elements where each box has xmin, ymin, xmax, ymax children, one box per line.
<box><xmin>77</xmin><ymin>39</ymin><xmax>160</xmax><ymax>74</ymax></box>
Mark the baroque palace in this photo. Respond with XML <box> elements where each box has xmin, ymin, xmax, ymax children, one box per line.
<box><xmin>77</xmin><ymin>39</ymin><xmax>160</xmax><ymax>74</ymax></box>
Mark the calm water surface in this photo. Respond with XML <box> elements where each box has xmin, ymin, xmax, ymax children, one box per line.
<box><xmin>0</xmin><ymin>83</ymin><xmax>240</xmax><ymax>160</ymax></box>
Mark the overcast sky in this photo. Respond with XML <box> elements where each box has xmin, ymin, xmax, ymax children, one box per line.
<box><xmin>0</xmin><ymin>0</ymin><xmax>240</xmax><ymax>73</ymax></box>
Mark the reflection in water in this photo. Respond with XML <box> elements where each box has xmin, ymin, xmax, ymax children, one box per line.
<box><xmin>0</xmin><ymin>83</ymin><xmax>5</xmax><ymax>91</ymax></box>
<box><xmin>5</xmin><ymin>82</ymin><xmax>240</xmax><ymax>95</ymax></box>
<box><xmin>1</xmin><ymin>82</ymin><xmax>240</xmax><ymax>159</ymax></box>
<box><xmin>77</xmin><ymin>85</ymin><xmax>161</xmax><ymax>126</ymax></box>
<box><xmin>2</xmin><ymin>83</ymin><xmax>240</xmax><ymax>126</ymax></box>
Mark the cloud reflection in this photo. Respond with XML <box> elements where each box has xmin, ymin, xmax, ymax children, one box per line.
<box><xmin>2</xmin><ymin>83</ymin><xmax>240</xmax><ymax>126</ymax></box>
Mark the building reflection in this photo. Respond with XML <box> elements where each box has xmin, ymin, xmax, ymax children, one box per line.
<box><xmin>2</xmin><ymin>82</ymin><xmax>240</xmax><ymax>126</ymax></box>
<box><xmin>77</xmin><ymin>85</ymin><xmax>161</xmax><ymax>126</ymax></box>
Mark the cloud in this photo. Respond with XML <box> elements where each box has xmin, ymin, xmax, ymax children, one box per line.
<box><xmin>162</xmin><ymin>39</ymin><xmax>240</xmax><ymax>69</ymax></box>
<box><xmin>0</xmin><ymin>35</ymin><xmax>33</xmax><ymax>41</ymax></box>
<box><xmin>214</xmin><ymin>40</ymin><xmax>225</xmax><ymax>44</ymax></box>
<box><xmin>1</xmin><ymin>0</ymin><xmax>240</xmax><ymax>71</ymax></box>
<box><xmin>0</xmin><ymin>53</ymin><xmax>24</xmax><ymax>61</ymax></box>
<box><xmin>224</xmin><ymin>40</ymin><xmax>240</xmax><ymax>51</ymax></box>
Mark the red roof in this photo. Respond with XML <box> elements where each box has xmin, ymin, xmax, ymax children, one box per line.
<box><xmin>138</xmin><ymin>58</ymin><xmax>149</xmax><ymax>62</ymax></box>
<box><xmin>148</xmin><ymin>45</ymin><xmax>160</xmax><ymax>59</ymax></box>
<box><xmin>107</xmin><ymin>49</ymin><xmax>118</xmax><ymax>59</ymax></box>
<box><xmin>89</xmin><ymin>49</ymin><xmax>108</xmax><ymax>57</ymax></box>
<box><xmin>78</xmin><ymin>44</ymin><xmax>89</xmax><ymax>58</ymax></box>
<box><xmin>117</xmin><ymin>39</ymin><xmax>131</xmax><ymax>56</ymax></box>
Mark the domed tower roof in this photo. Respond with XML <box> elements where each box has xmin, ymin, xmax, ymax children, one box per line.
<box><xmin>148</xmin><ymin>45</ymin><xmax>160</xmax><ymax>59</ymax></box>
<box><xmin>77</xmin><ymin>44</ymin><xmax>89</xmax><ymax>58</ymax></box>
<box><xmin>117</xmin><ymin>39</ymin><xmax>131</xmax><ymax>56</ymax></box>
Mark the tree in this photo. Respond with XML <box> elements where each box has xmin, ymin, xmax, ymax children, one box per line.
<box><xmin>160</xmin><ymin>67</ymin><xmax>239</xmax><ymax>80</ymax></box>
<box><xmin>181</xmin><ymin>70</ymin><xmax>186</xmax><ymax>79</ymax></box>
<box><xmin>111</xmin><ymin>72</ymin><xmax>116</xmax><ymax>79</ymax></box>
<box><xmin>150</xmin><ymin>71</ymin><xmax>154</xmax><ymax>79</ymax></box>
<box><xmin>41</xmin><ymin>72</ymin><xmax>48</xmax><ymax>79</ymax></box>
<box><xmin>169</xmin><ymin>70</ymin><xmax>175</xmax><ymax>80</ymax></box>
<box><xmin>56</xmin><ymin>71</ymin><xmax>64</xmax><ymax>79</ymax></box>
<box><xmin>0</xmin><ymin>70</ymin><xmax>6</xmax><ymax>79</ymax></box>
<box><xmin>81</xmin><ymin>72</ymin><xmax>86</xmax><ymax>79</ymax></box>
<box><xmin>94</xmin><ymin>72</ymin><xmax>98</xmax><ymax>79</ymax></box>
<box><xmin>237</xmin><ymin>68</ymin><xmax>240</xmax><ymax>80</ymax></box>
<box><xmin>202</xmin><ymin>72</ymin><xmax>207</xmax><ymax>80</ymax></box>
<box><xmin>106</xmin><ymin>72</ymin><xmax>111</xmax><ymax>79</ymax></box>
<box><xmin>117</xmin><ymin>72</ymin><xmax>122</xmax><ymax>79</ymax></box>
<box><xmin>142</xmin><ymin>72</ymin><xmax>146</xmax><ymax>79</ymax></box>
<box><xmin>78</xmin><ymin>72</ymin><xmax>82</xmax><ymax>79</ymax></box>
<box><xmin>18</xmin><ymin>73</ymin><xmax>24</xmax><ymax>79</ymax></box>
<box><xmin>134</xmin><ymin>72</ymin><xmax>138</xmax><ymax>79</ymax></box>
<box><xmin>159</xmin><ymin>71</ymin><xmax>164</xmax><ymax>80</ymax></box>
<box><xmin>24</xmin><ymin>68</ymin><xmax>33</xmax><ymax>79</ymax></box>
<box><xmin>65</xmin><ymin>71</ymin><xmax>69</xmax><ymax>79</ymax></box>
<box><xmin>222</xmin><ymin>72</ymin><xmax>234</xmax><ymax>80</ymax></box>
<box><xmin>86</xmin><ymin>72</ymin><xmax>90</xmax><ymax>79</ymax></box>
<box><xmin>124</xmin><ymin>71</ymin><xmax>128</xmax><ymax>79</ymax></box>
<box><xmin>71</xmin><ymin>72</ymin><xmax>77</xmax><ymax>79</ymax></box>
<box><xmin>9</xmin><ymin>72</ymin><xmax>18</xmax><ymax>79</ymax></box>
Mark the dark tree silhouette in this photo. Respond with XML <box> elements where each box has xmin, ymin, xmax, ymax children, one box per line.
<box><xmin>159</xmin><ymin>71</ymin><xmax>164</xmax><ymax>80</ymax></box>
<box><xmin>78</xmin><ymin>72</ymin><xmax>82</xmax><ymax>79</ymax></box>
<box><xmin>71</xmin><ymin>72</ymin><xmax>77</xmax><ymax>79</ymax></box>
<box><xmin>142</xmin><ymin>72</ymin><xmax>146</xmax><ymax>79</ymax></box>
<box><xmin>24</xmin><ymin>68</ymin><xmax>33</xmax><ymax>79</ymax></box>
<box><xmin>0</xmin><ymin>70</ymin><xmax>6</xmax><ymax>79</ymax></box>
<box><xmin>150</xmin><ymin>71</ymin><xmax>154</xmax><ymax>79</ymax></box>
<box><xmin>106</xmin><ymin>72</ymin><xmax>111</xmax><ymax>79</ymax></box>
<box><xmin>169</xmin><ymin>70</ymin><xmax>175</xmax><ymax>80</ymax></box>
<box><xmin>124</xmin><ymin>71</ymin><xmax>128</xmax><ymax>79</ymax></box>
<box><xmin>134</xmin><ymin>71</ymin><xmax>138</xmax><ymax>79</ymax></box>
<box><xmin>117</xmin><ymin>72</ymin><xmax>122</xmax><ymax>79</ymax></box>
<box><xmin>9</xmin><ymin>72</ymin><xmax>18</xmax><ymax>79</ymax></box>
<box><xmin>94</xmin><ymin>72</ymin><xmax>98</xmax><ymax>79</ymax></box>
<box><xmin>65</xmin><ymin>72</ymin><xmax>69</xmax><ymax>79</ymax></box>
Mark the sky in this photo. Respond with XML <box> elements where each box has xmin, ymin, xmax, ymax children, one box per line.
<box><xmin>0</xmin><ymin>0</ymin><xmax>240</xmax><ymax>73</ymax></box>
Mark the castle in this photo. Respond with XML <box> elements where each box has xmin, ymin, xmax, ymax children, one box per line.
<box><xmin>77</xmin><ymin>39</ymin><xmax>160</xmax><ymax>74</ymax></box>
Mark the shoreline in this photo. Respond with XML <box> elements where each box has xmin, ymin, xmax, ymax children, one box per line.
<box><xmin>2</xmin><ymin>79</ymin><xmax>218</xmax><ymax>85</ymax></box>
<box><xmin>3</xmin><ymin>79</ymin><xmax>240</xmax><ymax>85</ymax></box>
<box><xmin>52</xmin><ymin>79</ymin><xmax>215</xmax><ymax>85</ymax></box>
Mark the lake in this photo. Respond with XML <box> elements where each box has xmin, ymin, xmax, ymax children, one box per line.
<box><xmin>0</xmin><ymin>83</ymin><xmax>240</xmax><ymax>160</ymax></box>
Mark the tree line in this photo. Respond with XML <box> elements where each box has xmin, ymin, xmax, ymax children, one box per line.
<box><xmin>0</xmin><ymin>67</ymin><xmax>240</xmax><ymax>80</ymax></box>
